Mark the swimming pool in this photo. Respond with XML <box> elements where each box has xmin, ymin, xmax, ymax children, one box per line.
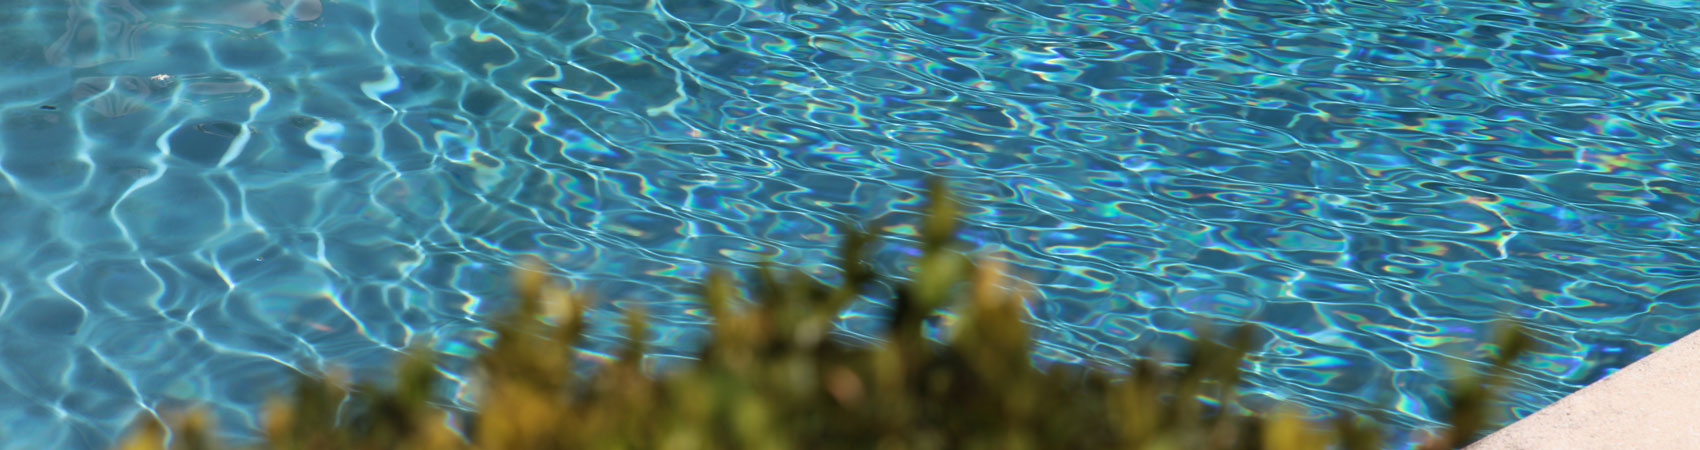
<box><xmin>1</xmin><ymin>0</ymin><xmax>1698</xmax><ymax>447</ymax></box>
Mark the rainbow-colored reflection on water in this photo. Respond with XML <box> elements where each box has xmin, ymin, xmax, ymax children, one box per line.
<box><xmin>1</xmin><ymin>0</ymin><xmax>1698</xmax><ymax>448</ymax></box>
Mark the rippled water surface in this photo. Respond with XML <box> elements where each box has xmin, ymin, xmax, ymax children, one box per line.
<box><xmin>3</xmin><ymin>0</ymin><xmax>1700</xmax><ymax>447</ymax></box>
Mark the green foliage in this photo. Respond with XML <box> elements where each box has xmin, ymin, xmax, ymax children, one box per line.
<box><xmin>119</xmin><ymin>178</ymin><xmax>1530</xmax><ymax>450</ymax></box>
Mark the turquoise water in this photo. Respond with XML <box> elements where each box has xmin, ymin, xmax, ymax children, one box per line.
<box><xmin>2</xmin><ymin>0</ymin><xmax>1699</xmax><ymax>447</ymax></box>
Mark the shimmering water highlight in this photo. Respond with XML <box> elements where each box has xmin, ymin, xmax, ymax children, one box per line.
<box><xmin>1</xmin><ymin>0</ymin><xmax>1699</xmax><ymax>448</ymax></box>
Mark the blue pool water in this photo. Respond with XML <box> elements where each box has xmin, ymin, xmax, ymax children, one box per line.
<box><xmin>2</xmin><ymin>0</ymin><xmax>1699</xmax><ymax>447</ymax></box>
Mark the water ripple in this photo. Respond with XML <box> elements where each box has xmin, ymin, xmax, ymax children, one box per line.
<box><xmin>2</xmin><ymin>0</ymin><xmax>1700</xmax><ymax>448</ymax></box>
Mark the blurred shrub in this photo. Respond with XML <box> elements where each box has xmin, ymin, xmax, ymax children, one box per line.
<box><xmin>119</xmin><ymin>178</ymin><xmax>1529</xmax><ymax>450</ymax></box>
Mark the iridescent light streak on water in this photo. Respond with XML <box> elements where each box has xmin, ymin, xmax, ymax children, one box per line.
<box><xmin>0</xmin><ymin>0</ymin><xmax>1699</xmax><ymax>448</ymax></box>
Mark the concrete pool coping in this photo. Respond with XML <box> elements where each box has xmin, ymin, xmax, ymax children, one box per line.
<box><xmin>1468</xmin><ymin>328</ymin><xmax>1700</xmax><ymax>449</ymax></box>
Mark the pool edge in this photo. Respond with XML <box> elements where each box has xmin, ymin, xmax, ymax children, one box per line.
<box><xmin>1468</xmin><ymin>328</ymin><xmax>1700</xmax><ymax>449</ymax></box>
